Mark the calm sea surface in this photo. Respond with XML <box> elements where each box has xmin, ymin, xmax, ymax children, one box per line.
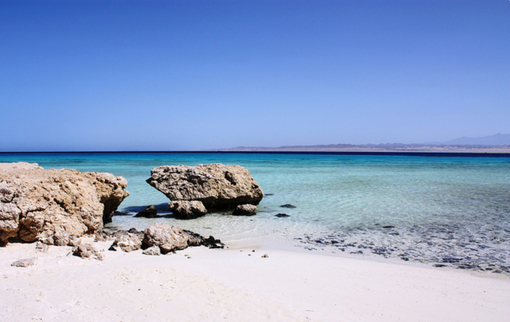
<box><xmin>2</xmin><ymin>152</ymin><xmax>510</xmax><ymax>273</ymax></box>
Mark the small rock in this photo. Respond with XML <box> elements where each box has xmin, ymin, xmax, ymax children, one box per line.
<box><xmin>142</xmin><ymin>246</ymin><xmax>161</xmax><ymax>256</ymax></box>
<box><xmin>35</xmin><ymin>242</ymin><xmax>49</xmax><ymax>253</ymax></box>
<box><xmin>109</xmin><ymin>230</ymin><xmax>143</xmax><ymax>252</ymax></box>
<box><xmin>169</xmin><ymin>201</ymin><xmax>207</xmax><ymax>219</ymax></box>
<box><xmin>232</xmin><ymin>204</ymin><xmax>257</xmax><ymax>216</ymax></box>
<box><xmin>280</xmin><ymin>204</ymin><xmax>296</xmax><ymax>209</ymax></box>
<box><xmin>143</xmin><ymin>223</ymin><xmax>192</xmax><ymax>254</ymax></box>
<box><xmin>203</xmin><ymin>236</ymin><xmax>225</xmax><ymax>249</ymax></box>
<box><xmin>261</xmin><ymin>254</ymin><xmax>269</xmax><ymax>258</ymax></box>
<box><xmin>72</xmin><ymin>243</ymin><xmax>104</xmax><ymax>261</ymax></box>
<box><xmin>275</xmin><ymin>213</ymin><xmax>290</xmax><ymax>218</ymax></box>
<box><xmin>135</xmin><ymin>205</ymin><xmax>158</xmax><ymax>218</ymax></box>
<box><xmin>11</xmin><ymin>257</ymin><xmax>37</xmax><ymax>267</ymax></box>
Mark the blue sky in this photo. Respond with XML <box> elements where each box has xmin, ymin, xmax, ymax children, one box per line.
<box><xmin>1</xmin><ymin>0</ymin><xmax>509</xmax><ymax>151</ymax></box>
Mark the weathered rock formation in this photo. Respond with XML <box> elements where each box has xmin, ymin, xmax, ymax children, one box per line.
<box><xmin>0</xmin><ymin>162</ymin><xmax>129</xmax><ymax>246</ymax></box>
<box><xmin>146</xmin><ymin>164</ymin><xmax>263</xmax><ymax>214</ymax></box>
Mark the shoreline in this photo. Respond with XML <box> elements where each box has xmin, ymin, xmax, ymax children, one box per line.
<box><xmin>1</xmin><ymin>240</ymin><xmax>509</xmax><ymax>321</ymax></box>
<box><xmin>2</xmin><ymin>146</ymin><xmax>510</xmax><ymax>155</ymax></box>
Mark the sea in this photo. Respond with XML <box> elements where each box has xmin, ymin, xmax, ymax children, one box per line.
<box><xmin>1</xmin><ymin>152</ymin><xmax>510</xmax><ymax>274</ymax></box>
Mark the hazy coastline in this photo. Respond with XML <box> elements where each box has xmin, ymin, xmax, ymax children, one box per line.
<box><xmin>218</xmin><ymin>144</ymin><xmax>510</xmax><ymax>154</ymax></box>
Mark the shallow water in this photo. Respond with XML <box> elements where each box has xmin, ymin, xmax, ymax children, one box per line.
<box><xmin>2</xmin><ymin>152</ymin><xmax>509</xmax><ymax>274</ymax></box>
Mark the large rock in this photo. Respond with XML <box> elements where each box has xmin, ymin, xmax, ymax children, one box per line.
<box><xmin>0</xmin><ymin>162</ymin><xmax>129</xmax><ymax>246</ymax></box>
<box><xmin>146</xmin><ymin>163</ymin><xmax>264</xmax><ymax>211</ymax></box>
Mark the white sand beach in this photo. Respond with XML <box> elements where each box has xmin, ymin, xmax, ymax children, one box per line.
<box><xmin>1</xmin><ymin>241</ymin><xmax>509</xmax><ymax>322</ymax></box>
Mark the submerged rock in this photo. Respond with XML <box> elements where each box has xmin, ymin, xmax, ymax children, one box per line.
<box><xmin>0</xmin><ymin>162</ymin><xmax>129</xmax><ymax>246</ymax></box>
<box><xmin>146</xmin><ymin>163</ymin><xmax>263</xmax><ymax>211</ymax></box>
<box><xmin>280</xmin><ymin>204</ymin><xmax>296</xmax><ymax>209</ymax></box>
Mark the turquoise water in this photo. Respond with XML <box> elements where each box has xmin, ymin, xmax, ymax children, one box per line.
<box><xmin>2</xmin><ymin>152</ymin><xmax>510</xmax><ymax>273</ymax></box>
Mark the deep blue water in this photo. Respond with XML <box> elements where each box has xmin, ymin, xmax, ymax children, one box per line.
<box><xmin>2</xmin><ymin>152</ymin><xmax>510</xmax><ymax>274</ymax></box>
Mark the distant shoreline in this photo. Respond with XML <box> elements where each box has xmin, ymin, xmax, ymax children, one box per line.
<box><xmin>1</xmin><ymin>146</ymin><xmax>510</xmax><ymax>157</ymax></box>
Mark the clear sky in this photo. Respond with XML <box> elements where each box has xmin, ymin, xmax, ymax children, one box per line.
<box><xmin>1</xmin><ymin>0</ymin><xmax>509</xmax><ymax>151</ymax></box>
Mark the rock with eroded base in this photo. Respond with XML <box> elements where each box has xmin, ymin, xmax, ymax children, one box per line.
<box><xmin>0</xmin><ymin>162</ymin><xmax>129</xmax><ymax>246</ymax></box>
<box><xmin>146</xmin><ymin>163</ymin><xmax>264</xmax><ymax>212</ymax></box>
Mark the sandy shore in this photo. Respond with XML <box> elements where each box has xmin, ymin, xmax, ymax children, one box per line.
<box><xmin>1</xmin><ymin>242</ymin><xmax>509</xmax><ymax>322</ymax></box>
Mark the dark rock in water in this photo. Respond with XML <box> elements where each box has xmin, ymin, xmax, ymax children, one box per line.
<box><xmin>113</xmin><ymin>210</ymin><xmax>130</xmax><ymax>216</ymax></box>
<box><xmin>232</xmin><ymin>204</ymin><xmax>257</xmax><ymax>216</ymax></box>
<box><xmin>169</xmin><ymin>201</ymin><xmax>207</xmax><ymax>219</ymax></box>
<box><xmin>275</xmin><ymin>213</ymin><xmax>290</xmax><ymax>218</ymax></box>
<box><xmin>382</xmin><ymin>225</ymin><xmax>395</xmax><ymax>229</ymax></box>
<box><xmin>280</xmin><ymin>204</ymin><xmax>296</xmax><ymax>209</ymax></box>
<box><xmin>135</xmin><ymin>205</ymin><xmax>158</xmax><ymax>218</ymax></box>
<box><xmin>265</xmin><ymin>193</ymin><xmax>274</xmax><ymax>196</ymax></box>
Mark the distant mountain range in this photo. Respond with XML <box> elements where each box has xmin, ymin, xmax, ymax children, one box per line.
<box><xmin>218</xmin><ymin>134</ymin><xmax>510</xmax><ymax>153</ymax></box>
<box><xmin>437</xmin><ymin>133</ymin><xmax>510</xmax><ymax>146</ymax></box>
